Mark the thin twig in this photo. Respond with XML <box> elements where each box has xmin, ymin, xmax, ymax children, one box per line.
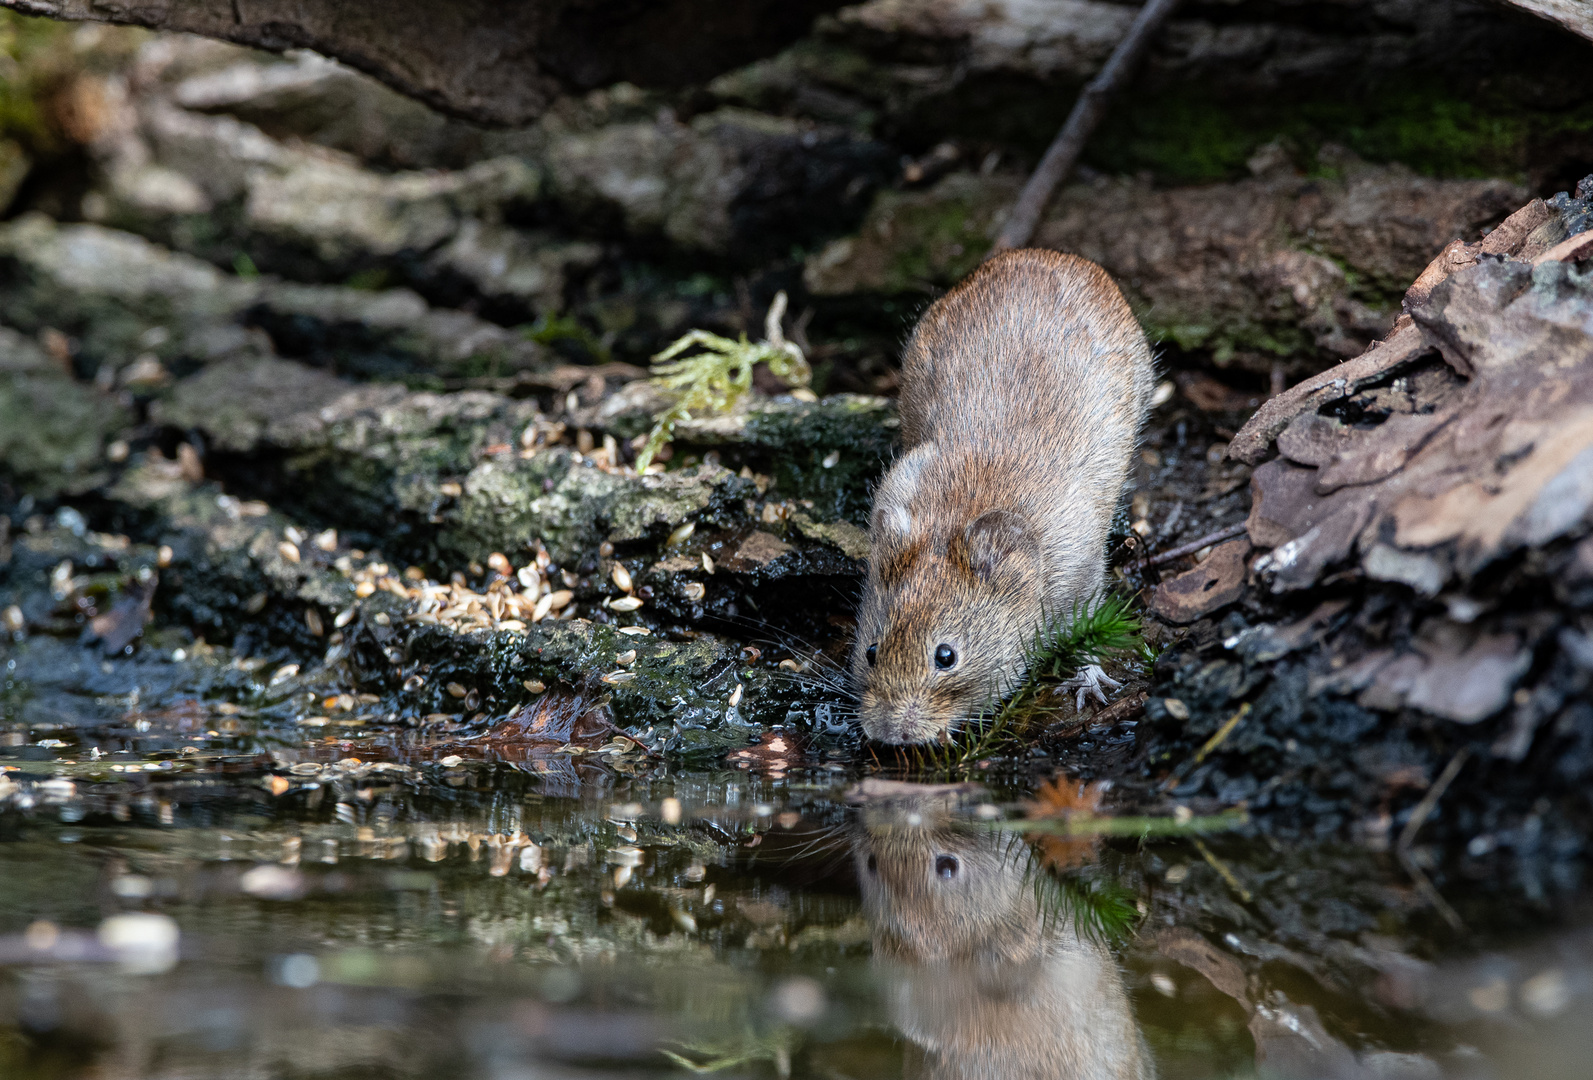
<box><xmin>1398</xmin><ymin>849</ymin><xmax>1465</xmax><ymax>932</ymax></box>
<box><xmin>1396</xmin><ymin>748</ymin><xmax>1470</xmax><ymax>853</ymax></box>
<box><xmin>1160</xmin><ymin>702</ymin><xmax>1251</xmax><ymax>792</ymax></box>
<box><xmin>1193</xmin><ymin>837</ymin><xmax>1253</xmax><ymax>903</ymax></box>
<box><xmin>1128</xmin><ymin>522</ymin><xmax>1249</xmax><ymax>572</ymax></box>
<box><xmin>990</xmin><ymin>0</ymin><xmax>1183</xmax><ymax>252</ymax></box>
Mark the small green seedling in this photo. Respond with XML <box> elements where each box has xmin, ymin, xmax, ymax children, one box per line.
<box><xmin>917</xmin><ymin>593</ymin><xmax>1144</xmax><ymax>769</ymax></box>
<box><xmin>634</xmin><ymin>292</ymin><xmax>811</xmax><ymax>474</ymax></box>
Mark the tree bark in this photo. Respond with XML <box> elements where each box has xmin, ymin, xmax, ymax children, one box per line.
<box><xmin>0</xmin><ymin>0</ymin><xmax>844</xmax><ymax>126</ymax></box>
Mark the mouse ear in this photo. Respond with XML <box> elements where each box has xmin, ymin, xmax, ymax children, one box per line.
<box><xmin>952</xmin><ymin>510</ymin><xmax>1038</xmax><ymax>581</ymax></box>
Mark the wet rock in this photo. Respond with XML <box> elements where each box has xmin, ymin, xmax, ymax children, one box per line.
<box><xmin>0</xmin><ymin>214</ymin><xmax>555</xmax><ymax>381</ymax></box>
<box><xmin>576</xmin><ymin>380</ymin><xmax>897</xmax><ymax>523</ymax></box>
<box><xmin>544</xmin><ymin>107</ymin><xmax>889</xmax><ymax>257</ymax></box>
<box><xmin>808</xmin><ymin>164</ymin><xmax>1526</xmax><ymax>374</ymax></box>
<box><xmin>92</xmin><ymin>96</ymin><xmax>594</xmax><ymax>313</ymax></box>
<box><xmin>144</xmin><ymin>349</ymin><xmax>884</xmax><ymax>575</ymax></box>
<box><xmin>0</xmin><ymin>326</ymin><xmax>131</xmax><ymax>499</ymax></box>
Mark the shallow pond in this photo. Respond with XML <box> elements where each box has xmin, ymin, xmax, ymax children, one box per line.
<box><xmin>3</xmin><ymin>651</ymin><xmax>1591</xmax><ymax>1080</ymax></box>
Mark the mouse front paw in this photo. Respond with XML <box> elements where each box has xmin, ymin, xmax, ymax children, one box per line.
<box><xmin>1062</xmin><ymin>663</ymin><xmax>1122</xmax><ymax>711</ymax></box>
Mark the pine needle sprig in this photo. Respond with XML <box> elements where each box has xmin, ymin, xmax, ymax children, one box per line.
<box><xmin>913</xmin><ymin>593</ymin><xmax>1143</xmax><ymax>772</ymax></box>
<box><xmin>633</xmin><ymin>292</ymin><xmax>811</xmax><ymax>474</ymax></box>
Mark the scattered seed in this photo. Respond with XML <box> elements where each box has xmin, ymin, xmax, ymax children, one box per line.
<box><xmin>702</xmin><ymin>553</ymin><xmax>715</xmax><ymax>574</ymax></box>
<box><xmin>1151</xmin><ymin>380</ymin><xmax>1176</xmax><ymax>407</ymax></box>
<box><xmin>667</xmin><ymin>521</ymin><xmax>696</xmax><ymax>547</ymax></box>
<box><xmin>615</xmin><ymin>650</ymin><xmax>637</xmax><ymax>667</ymax></box>
<box><xmin>354</xmin><ymin>580</ymin><xmax>376</xmax><ymax>598</ymax></box>
<box><xmin>447</xmin><ymin>682</ymin><xmax>467</xmax><ymax>698</ymax></box>
<box><xmin>601</xmin><ymin>671</ymin><xmax>635</xmax><ymax>684</ymax></box>
<box><xmin>304</xmin><ymin>609</ymin><xmax>324</xmax><ymax>636</ymax></box>
<box><xmin>728</xmin><ymin>684</ymin><xmax>743</xmax><ymax>707</ymax></box>
<box><xmin>403</xmin><ymin>675</ymin><xmax>425</xmax><ymax>693</ymax></box>
<box><xmin>333</xmin><ymin>607</ymin><xmax>356</xmax><ymax>628</ymax></box>
<box><xmin>2</xmin><ymin>606</ymin><xmax>23</xmax><ymax>633</ymax></box>
<box><xmin>270</xmin><ymin>664</ymin><xmax>299</xmax><ymax>684</ymax></box>
<box><xmin>439</xmin><ymin>755</ymin><xmax>464</xmax><ymax>768</ymax></box>
<box><xmin>244</xmin><ymin>591</ymin><xmax>268</xmax><ymax>614</ymax></box>
<box><xmin>278</xmin><ymin>541</ymin><xmax>301</xmax><ymax>564</ymax></box>
<box><xmin>405</xmin><ymin>566</ymin><xmax>425</xmax><ymax>581</ymax></box>
<box><xmin>660</xmin><ymin>797</ymin><xmax>682</xmax><ymax>825</ymax></box>
<box><xmin>156</xmin><ymin>545</ymin><xmax>173</xmax><ymax>568</ymax></box>
<box><xmin>517</xmin><ymin>565</ymin><xmax>539</xmax><ymax>589</ymax></box>
<box><xmin>610</xmin><ymin>596</ymin><xmax>643</xmax><ymax>612</ymax></box>
<box><xmin>314</xmin><ymin>529</ymin><xmax>338</xmax><ymax>552</ymax></box>
<box><xmin>822</xmin><ymin>450</ymin><xmax>840</xmax><ymax>468</ymax></box>
<box><xmin>611</xmin><ymin>563</ymin><xmax>633</xmax><ymax>592</ymax></box>
<box><xmin>487</xmin><ymin>552</ymin><xmax>511</xmax><ymax>576</ymax></box>
<box><xmin>547</xmin><ymin>589</ymin><xmax>574</xmax><ymax>611</ymax></box>
<box><xmin>530</xmin><ymin>593</ymin><xmax>555</xmax><ymax>622</ymax></box>
<box><xmin>373</xmin><ymin>612</ymin><xmax>390</xmax><ymax>626</ymax></box>
<box><xmin>618</xmin><ymin>626</ymin><xmax>651</xmax><ymax>636</ymax></box>
<box><xmin>778</xmin><ymin>659</ymin><xmax>801</xmax><ymax>672</ymax></box>
<box><xmin>523</xmin><ymin>679</ymin><xmax>546</xmax><ymax>694</ymax></box>
<box><xmin>682</xmin><ymin>582</ymin><xmax>705</xmax><ymax>602</ymax></box>
<box><xmin>1163</xmin><ymin>698</ymin><xmax>1191</xmax><ymax>721</ymax></box>
<box><xmin>438</xmin><ymin>482</ymin><xmax>463</xmax><ymax>497</ymax></box>
<box><xmin>266</xmin><ymin>775</ymin><xmax>292</xmax><ymax>796</ymax></box>
<box><xmin>598</xmin><ymin>541</ymin><xmax>614</xmax><ymax>557</ymax></box>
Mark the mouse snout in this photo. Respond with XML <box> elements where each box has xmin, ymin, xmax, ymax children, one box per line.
<box><xmin>859</xmin><ymin>690</ymin><xmax>944</xmax><ymax>745</ymax></box>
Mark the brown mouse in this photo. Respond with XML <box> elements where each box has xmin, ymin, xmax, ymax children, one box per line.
<box><xmin>852</xmin><ymin>782</ymin><xmax>1154</xmax><ymax>1080</ymax></box>
<box><xmin>852</xmin><ymin>248</ymin><xmax>1153</xmax><ymax>744</ymax></box>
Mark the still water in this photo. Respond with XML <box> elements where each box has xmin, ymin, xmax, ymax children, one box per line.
<box><xmin>2</xmin><ymin>664</ymin><xmax>1592</xmax><ymax>1079</ymax></box>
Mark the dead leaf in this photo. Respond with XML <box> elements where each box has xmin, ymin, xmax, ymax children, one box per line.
<box><xmin>1150</xmin><ymin>538</ymin><xmax>1251</xmax><ymax>623</ymax></box>
<box><xmin>1175</xmin><ymin>371</ymin><xmax>1264</xmax><ymax>412</ymax></box>
<box><xmin>90</xmin><ymin>574</ymin><xmax>156</xmax><ymax>653</ymax></box>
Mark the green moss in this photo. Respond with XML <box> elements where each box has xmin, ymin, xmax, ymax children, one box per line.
<box><xmin>741</xmin><ymin>396</ymin><xmax>896</xmax><ymax>524</ymax></box>
<box><xmin>1087</xmin><ymin>79</ymin><xmax>1593</xmax><ymax>184</ymax></box>
<box><xmin>408</xmin><ymin>618</ymin><xmax>778</xmax><ymax>737</ymax></box>
<box><xmin>1137</xmin><ymin>308</ymin><xmax>1313</xmax><ymax>368</ymax></box>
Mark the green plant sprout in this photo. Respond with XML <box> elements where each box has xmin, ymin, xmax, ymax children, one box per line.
<box><xmin>916</xmin><ymin>593</ymin><xmax>1143</xmax><ymax>770</ymax></box>
<box><xmin>634</xmin><ymin>291</ymin><xmax>812</xmax><ymax>474</ymax></box>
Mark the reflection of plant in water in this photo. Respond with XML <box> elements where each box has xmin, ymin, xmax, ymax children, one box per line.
<box><xmin>634</xmin><ymin>292</ymin><xmax>811</xmax><ymax>474</ymax></box>
<box><xmin>912</xmin><ymin>593</ymin><xmax>1143</xmax><ymax>771</ymax></box>
<box><xmin>662</xmin><ymin>1025</ymin><xmax>797</xmax><ymax>1076</ymax></box>
<box><xmin>1027</xmin><ymin>776</ymin><xmax>1108</xmax><ymax>871</ymax></box>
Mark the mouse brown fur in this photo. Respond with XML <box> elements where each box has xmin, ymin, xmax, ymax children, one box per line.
<box><xmin>853</xmin><ymin>248</ymin><xmax>1153</xmax><ymax>743</ymax></box>
<box><xmin>854</xmin><ymin>786</ymin><xmax>1154</xmax><ymax>1079</ymax></box>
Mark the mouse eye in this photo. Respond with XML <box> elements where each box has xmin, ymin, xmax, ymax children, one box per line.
<box><xmin>865</xmin><ymin>644</ymin><xmax>877</xmax><ymax>666</ymax></box>
<box><xmin>934</xmin><ymin>644</ymin><xmax>956</xmax><ymax>670</ymax></box>
<box><xmin>935</xmin><ymin>854</ymin><xmax>959</xmax><ymax>879</ymax></box>
<box><xmin>866</xmin><ymin>854</ymin><xmax>878</xmax><ymax>874</ymax></box>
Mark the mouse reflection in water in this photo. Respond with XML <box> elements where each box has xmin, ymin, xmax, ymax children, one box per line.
<box><xmin>852</xmin><ymin>782</ymin><xmax>1153</xmax><ymax>1080</ymax></box>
